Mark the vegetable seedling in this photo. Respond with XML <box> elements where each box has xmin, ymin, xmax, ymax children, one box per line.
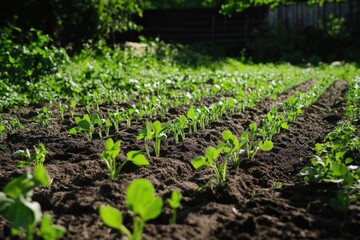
<box><xmin>241</xmin><ymin>123</ymin><xmax>273</xmax><ymax>159</ymax></box>
<box><xmin>14</xmin><ymin>143</ymin><xmax>48</xmax><ymax>168</ymax></box>
<box><xmin>100</xmin><ymin>138</ymin><xmax>149</xmax><ymax>179</ymax></box>
<box><xmin>0</xmin><ymin>166</ymin><xmax>65</xmax><ymax>240</ymax></box>
<box><xmin>191</xmin><ymin>146</ymin><xmax>227</xmax><ymax>183</ymax></box>
<box><xmin>167</xmin><ymin>190</ymin><xmax>182</xmax><ymax>224</ymax></box>
<box><xmin>33</xmin><ymin>107</ymin><xmax>52</xmax><ymax>127</ymax></box>
<box><xmin>99</xmin><ymin>179</ymin><xmax>163</xmax><ymax>240</ymax></box>
<box><xmin>137</xmin><ymin>120</ymin><xmax>167</xmax><ymax>158</ymax></box>
<box><xmin>58</xmin><ymin>102</ymin><xmax>67</xmax><ymax>120</ymax></box>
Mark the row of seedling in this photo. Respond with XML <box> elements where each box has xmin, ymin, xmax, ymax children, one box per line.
<box><xmin>301</xmin><ymin>77</ymin><xmax>360</xmax><ymax>213</ymax></box>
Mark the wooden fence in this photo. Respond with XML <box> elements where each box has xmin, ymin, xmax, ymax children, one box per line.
<box><xmin>134</xmin><ymin>0</ymin><xmax>359</xmax><ymax>50</ymax></box>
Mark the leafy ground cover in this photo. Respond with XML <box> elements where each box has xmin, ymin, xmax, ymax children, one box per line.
<box><xmin>0</xmin><ymin>35</ymin><xmax>360</xmax><ymax>239</ymax></box>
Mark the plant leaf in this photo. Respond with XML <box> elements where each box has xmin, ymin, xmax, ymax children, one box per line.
<box><xmin>99</xmin><ymin>205</ymin><xmax>123</xmax><ymax>231</ymax></box>
<box><xmin>127</xmin><ymin>151</ymin><xmax>149</xmax><ymax>166</ymax></box>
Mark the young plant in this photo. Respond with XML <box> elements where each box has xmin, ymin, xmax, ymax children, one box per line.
<box><xmin>58</xmin><ymin>102</ymin><xmax>67</xmax><ymax>120</ymax></box>
<box><xmin>126</xmin><ymin>108</ymin><xmax>136</xmax><ymax>127</ymax></box>
<box><xmin>0</xmin><ymin>166</ymin><xmax>65</xmax><ymax>240</ymax></box>
<box><xmin>100</xmin><ymin>138</ymin><xmax>149</xmax><ymax>179</ymax></box>
<box><xmin>69</xmin><ymin>99</ymin><xmax>77</xmax><ymax>118</ymax></box>
<box><xmin>0</xmin><ymin>124</ymin><xmax>5</xmax><ymax>140</ymax></box>
<box><xmin>99</xmin><ymin>179</ymin><xmax>163</xmax><ymax>240</ymax></box>
<box><xmin>218</xmin><ymin>130</ymin><xmax>246</xmax><ymax>168</ymax></box>
<box><xmin>167</xmin><ymin>190</ymin><xmax>182</xmax><ymax>224</ymax></box>
<box><xmin>191</xmin><ymin>146</ymin><xmax>227</xmax><ymax>183</ymax></box>
<box><xmin>68</xmin><ymin>114</ymin><xmax>96</xmax><ymax>140</ymax></box>
<box><xmin>104</xmin><ymin>119</ymin><xmax>112</xmax><ymax>137</ymax></box>
<box><xmin>109</xmin><ymin>110</ymin><xmax>125</xmax><ymax>132</ymax></box>
<box><xmin>6</xmin><ymin>115</ymin><xmax>24</xmax><ymax>133</ymax></box>
<box><xmin>14</xmin><ymin>143</ymin><xmax>48</xmax><ymax>168</ymax></box>
<box><xmin>33</xmin><ymin>107</ymin><xmax>52</xmax><ymax>127</ymax></box>
<box><xmin>241</xmin><ymin>123</ymin><xmax>273</xmax><ymax>159</ymax></box>
<box><xmin>169</xmin><ymin>115</ymin><xmax>187</xmax><ymax>144</ymax></box>
<box><xmin>187</xmin><ymin>106</ymin><xmax>198</xmax><ymax>134</ymax></box>
<box><xmin>137</xmin><ymin>120</ymin><xmax>167</xmax><ymax>158</ymax></box>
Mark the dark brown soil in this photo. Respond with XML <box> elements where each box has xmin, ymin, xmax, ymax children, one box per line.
<box><xmin>1</xmin><ymin>80</ymin><xmax>358</xmax><ymax>240</ymax></box>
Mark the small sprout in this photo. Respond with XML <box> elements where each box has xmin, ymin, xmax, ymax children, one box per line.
<box><xmin>33</xmin><ymin>107</ymin><xmax>52</xmax><ymax>127</ymax></box>
<box><xmin>137</xmin><ymin>120</ymin><xmax>167</xmax><ymax>158</ymax></box>
<box><xmin>0</xmin><ymin>166</ymin><xmax>64</xmax><ymax>240</ymax></box>
<box><xmin>68</xmin><ymin>114</ymin><xmax>98</xmax><ymax>140</ymax></box>
<box><xmin>105</xmin><ymin>119</ymin><xmax>112</xmax><ymax>137</ymax></box>
<box><xmin>167</xmin><ymin>190</ymin><xmax>182</xmax><ymax>224</ymax></box>
<box><xmin>100</xmin><ymin>179</ymin><xmax>163</xmax><ymax>240</ymax></box>
<box><xmin>109</xmin><ymin>110</ymin><xmax>125</xmax><ymax>132</ymax></box>
<box><xmin>0</xmin><ymin>124</ymin><xmax>5</xmax><ymax>140</ymax></box>
<box><xmin>58</xmin><ymin>102</ymin><xmax>67</xmax><ymax>121</ymax></box>
<box><xmin>69</xmin><ymin>100</ymin><xmax>77</xmax><ymax>118</ymax></box>
<box><xmin>15</xmin><ymin>143</ymin><xmax>48</xmax><ymax>168</ymax></box>
<box><xmin>191</xmin><ymin>146</ymin><xmax>227</xmax><ymax>183</ymax></box>
<box><xmin>6</xmin><ymin>115</ymin><xmax>24</xmax><ymax>133</ymax></box>
<box><xmin>127</xmin><ymin>108</ymin><xmax>135</xmax><ymax>127</ymax></box>
<box><xmin>100</xmin><ymin>138</ymin><xmax>149</xmax><ymax>179</ymax></box>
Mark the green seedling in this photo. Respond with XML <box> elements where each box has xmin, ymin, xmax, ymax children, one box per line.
<box><xmin>105</xmin><ymin>119</ymin><xmax>112</xmax><ymax>137</ymax></box>
<box><xmin>127</xmin><ymin>108</ymin><xmax>136</xmax><ymax>127</ymax></box>
<box><xmin>218</xmin><ymin>130</ymin><xmax>246</xmax><ymax>168</ymax></box>
<box><xmin>0</xmin><ymin>124</ymin><xmax>5</xmax><ymax>140</ymax></box>
<box><xmin>99</xmin><ymin>179</ymin><xmax>163</xmax><ymax>240</ymax></box>
<box><xmin>100</xmin><ymin>138</ymin><xmax>149</xmax><ymax>179</ymax></box>
<box><xmin>6</xmin><ymin>115</ymin><xmax>24</xmax><ymax>133</ymax></box>
<box><xmin>0</xmin><ymin>166</ymin><xmax>65</xmax><ymax>240</ymax></box>
<box><xmin>69</xmin><ymin>100</ymin><xmax>77</xmax><ymax>118</ymax></box>
<box><xmin>137</xmin><ymin>120</ymin><xmax>167</xmax><ymax>158</ymax></box>
<box><xmin>191</xmin><ymin>146</ymin><xmax>227</xmax><ymax>183</ymax></box>
<box><xmin>259</xmin><ymin>107</ymin><xmax>289</xmax><ymax>140</ymax></box>
<box><xmin>109</xmin><ymin>110</ymin><xmax>125</xmax><ymax>132</ymax></box>
<box><xmin>58</xmin><ymin>102</ymin><xmax>67</xmax><ymax>120</ymax></box>
<box><xmin>169</xmin><ymin>115</ymin><xmax>187</xmax><ymax>144</ymax></box>
<box><xmin>167</xmin><ymin>190</ymin><xmax>182</xmax><ymax>224</ymax></box>
<box><xmin>33</xmin><ymin>107</ymin><xmax>52</xmax><ymax>127</ymax></box>
<box><xmin>68</xmin><ymin>113</ymin><xmax>100</xmax><ymax>140</ymax></box>
<box><xmin>241</xmin><ymin>123</ymin><xmax>273</xmax><ymax>159</ymax></box>
<box><xmin>187</xmin><ymin>106</ymin><xmax>198</xmax><ymax>134</ymax></box>
<box><xmin>14</xmin><ymin>143</ymin><xmax>48</xmax><ymax>168</ymax></box>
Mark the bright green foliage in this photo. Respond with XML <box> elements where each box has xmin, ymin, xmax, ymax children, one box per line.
<box><xmin>6</xmin><ymin>115</ymin><xmax>24</xmax><ymax>134</ymax></box>
<box><xmin>58</xmin><ymin>102</ymin><xmax>67</xmax><ymax>121</ymax></box>
<box><xmin>167</xmin><ymin>190</ymin><xmax>182</xmax><ymax>224</ymax></box>
<box><xmin>218</xmin><ymin>130</ymin><xmax>246</xmax><ymax>168</ymax></box>
<box><xmin>68</xmin><ymin>114</ymin><xmax>99</xmax><ymax>140</ymax></box>
<box><xmin>100</xmin><ymin>179</ymin><xmax>162</xmax><ymax>240</ymax></box>
<box><xmin>301</xmin><ymin>121</ymin><xmax>360</xmax><ymax>213</ymax></box>
<box><xmin>137</xmin><ymin>120</ymin><xmax>167</xmax><ymax>158</ymax></box>
<box><xmin>241</xmin><ymin>124</ymin><xmax>274</xmax><ymax>159</ymax></box>
<box><xmin>100</xmin><ymin>138</ymin><xmax>149</xmax><ymax>179</ymax></box>
<box><xmin>191</xmin><ymin>146</ymin><xmax>227</xmax><ymax>183</ymax></box>
<box><xmin>169</xmin><ymin>115</ymin><xmax>187</xmax><ymax>144</ymax></box>
<box><xmin>14</xmin><ymin>143</ymin><xmax>48</xmax><ymax>168</ymax></box>
<box><xmin>104</xmin><ymin>119</ymin><xmax>113</xmax><ymax>137</ymax></box>
<box><xmin>0</xmin><ymin>166</ymin><xmax>64</xmax><ymax>240</ymax></box>
<box><xmin>0</xmin><ymin>124</ymin><xmax>5</xmax><ymax>140</ymax></box>
<box><xmin>33</xmin><ymin>107</ymin><xmax>52</xmax><ymax>127</ymax></box>
<box><xmin>109</xmin><ymin>110</ymin><xmax>125</xmax><ymax>132</ymax></box>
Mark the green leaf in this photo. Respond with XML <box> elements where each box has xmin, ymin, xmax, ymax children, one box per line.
<box><xmin>191</xmin><ymin>156</ymin><xmax>206</xmax><ymax>170</ymax></box>
<box><xmin>33</xmin><ymin>165</ymin><xmax>50</xmax><ymax>186</ymax></box>
<box><xmin>99</xmin><ymin>205</ymin><xmax>123</xmax><ymax>231</ymax></box>
<box><xmin>3</xmin><ymin>171</ymin><xmax>34</xmax><ymax>199</ymax></box>
<box><xmin>68</xmin><ymin>128</ymin><xmax>77</xmax><ymax>135</ymax></box>
<box><xmin>0</xmin><ymin>125</ymin><xmax>5</xmax><ymax>132</ymax></box>
<box><xmin>4</xmin><ymin>195</ymin><xmax>42</xmax><ymax>228</ymax></box>
<box><xmin>153</xmin><ymin>121</ymin><xmax>162</xmax><ymax>137</ymax></box>
<box><xmin>105</xmin><ymin>138</ymin><xmax>114</xmax><ymax>150</ymax></box>
<box><xmin>332</xmin><ymin>162</ymin><xmax>349</xmax><ymax>177</ymax></box>
<box><xmin>281</xmin><ymin>122</ymin><xmax>289</xmax><ymax>130</ymax></box>
<box><xmin>260</xmin><ymin>140</ymin><xmax>273</xmax><ymax>151</ymax></box>
<box><xmin>78</xmin><ymin>119</ymin><xmax>91</xmax><ymax>130</ymax></box>
<box><xmin>222</xmin><ymin>130</ymin><xmax>233</xmax><ymax>141</ymax></box>
<box><xmin>142</xmin><ymin>197</ymin><xmax>163</xmax><ymax>221</ymax></box>
<box><xmin>167</xmin><ymin>191</ymin><xmax>182</xmax><ymax>209</ymax></box>
<box><xmin>187</xmin><ymin>107</ymin><xmax>195</xmax><ymax>119</ymax></box>
<box><xmin>204</xmin><ymin>147</ymin><xmax>222</xmax><ymax>162</ymax></box>
<box><xmin>38</xmin><ymin>214</ymin><xmax>66</xmax><ymax>240</ymax></box>
<box><xmin>126</xmin><ymin>179</ymin><xmax>162</xmax><ymax>221</ymax></box>
<box><xmin>127</xmin><ymin>151</ymin><xmax>150</xmax><ymax>166</ymax></box>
